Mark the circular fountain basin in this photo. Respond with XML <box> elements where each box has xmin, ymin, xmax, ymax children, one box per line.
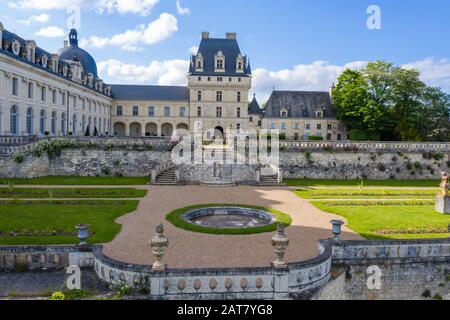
<box><xmin>183</xmin><ymin>207</ymin><xmax>275</xmax><ymax>229</ymax></box>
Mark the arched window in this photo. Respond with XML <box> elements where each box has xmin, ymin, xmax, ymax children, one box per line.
<box><xmin>10</xmin><ymin>105</ymin><xmax>19</xmax><ymax>135</ymax></box>
<box><xmin>72</xmin><ymin>114</ymin><xmax>77</xmax><ymax>135</ymax></box>
<box><xmin>51</xmin><ymin>111</ymin><xmax>57</xmax><ymax>135</ymax></box>
<box><xmin>26</xmin><ymin>107</ymin><xmax>34</xmax><ymax>135</ymax></box>
<box><xmin>40</xmin><ymin>110</ymin><xmax>46</xmax><ymax>134</ymax></box>
<box><xmin>61</xmin><ymin>112</ymin><xmax>66</xmax><ymax>135</ymax></box>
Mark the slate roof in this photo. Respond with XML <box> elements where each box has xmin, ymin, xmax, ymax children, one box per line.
<box><xmin>263</xmin><ymin>91</ymin><xmax>336</xmax><ymax>118</ymax></box>
<box><xmin>189</xmin><ymin>37</ymin><xmax>251</xmax><ymax>77</ymax></box>
<box><xmin>248</xmin><ymin>95</ymin><xmax>263</xmax><ymax>115</ymax></box>
<box><xmin>58</xmin><ymin>29</ymin><xmax>98</xmax><ymax>77</ymax></box>
<box><xmin>111</xmin><ymin>85</ymin><xmax>190</xmax><ymax>101</ymax></box>
<box><xmin>0</xmin><ymin>28</ymin><xmax>110</xmax><ymax>97</ymax></box>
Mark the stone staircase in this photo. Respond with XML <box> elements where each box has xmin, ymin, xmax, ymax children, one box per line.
<box><xmin>154</xmin><ymin>167</ymin><xmax>178</xmax><ymax>185</ymax></box>
<box><xmin>259</xmin><ymin>174</ymin><xmax>283</xmax><ymax>186</ymax></box>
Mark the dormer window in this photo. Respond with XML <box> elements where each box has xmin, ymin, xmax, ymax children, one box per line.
<box><xmin>281</xmin><ymin>108</ymin><xmax>288</xmax><ymax>118</ymax></box>
<box><xmin>316</xmin><ymin>111</ymin><xmax>323</xmax><ymax>118</ymax></box>
<box><xmin>195</xmin><ymin>52</ymin><xmax>204</xmax><ymax>72</ymax></box>
<box><xmin>214</xmin><ymin>51</ymin><xmax>225</xmax><ymax>72</ymax></box>
<box><xmin>236</xmin><ymin>54</ymin><xmax>245</xmax><ymax>73</ymax></box>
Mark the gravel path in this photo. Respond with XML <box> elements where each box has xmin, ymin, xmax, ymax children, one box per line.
<box><xmin>102</xmin><ymin>186</ymin><xmax>362</xmax><ymax>269</ymax></box>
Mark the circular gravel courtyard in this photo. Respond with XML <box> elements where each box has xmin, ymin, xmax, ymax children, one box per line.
<box><xmin>103</xmin><ymin>185</ymin><xmax>362</xmax><ymax>269</ymax></box>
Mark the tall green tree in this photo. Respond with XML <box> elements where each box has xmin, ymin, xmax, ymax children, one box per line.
<box><xmin>332</xmin><ymin>60</ymin><xmax>450</xmax><ymax>142</ymax></box>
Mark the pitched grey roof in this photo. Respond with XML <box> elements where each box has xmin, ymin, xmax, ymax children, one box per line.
<box><xmin>263</xmin><ymin>91</ymin><xmax>336</xmax><ymax>118</ymax></box>
<box><xmin>248</xmin><ymin>95</ymin><xmax>263</xmax><ymax>115</ymax></box>
<box><xmin>189</xmin><ymin>37</ymin><xmax>251</xmax><ymax>77</ymax></box>
<box><xmin>111</xmin><ymin>85</ymin><xmax>189</xmax><ymax>101</ymax></box>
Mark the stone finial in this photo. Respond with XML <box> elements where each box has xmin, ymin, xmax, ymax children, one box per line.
<box><xmin>76</xmin><ymin>224</ymin><xmax>90</xmax><ymax>247</ymax></box>
<box><xmin>271</xmin><ymin>223</ymin><xmax>289</xmax><ymax>269</ymax></box>
<box><xmin>149</xmin><ymin>223</ymin><xmax>169</xmax><ymax>272</ymax></box>
<box><xmin>331</xmin><ymin>220</ymin><xmax>344</xmax><ymax>241</ymax></box>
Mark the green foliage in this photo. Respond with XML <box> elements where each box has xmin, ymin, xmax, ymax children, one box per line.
<box><xmin>166</xmin><ymin>204</ymin><xmax>292</xmax><ymax>235</ymax></box>
<box><xmin>50</xmin><ymin>292</ymin><xmax>65</xmax><ymax>300</ymax></box>
<box><xmin>110</xmin><ymin>281</ymin><xmax>132</xmax><ymax>297</ymax></box>
<box><xmin>32</xmin><ymin>139</ymin><xmax>76</xmax><ymax>160</ymax></box>
<box><xmin>333</xmin><ymin>61</ymin><xmax>450</xmax><ymax>141</ymax></box>
<box><xmin>14</xmin><ymin>153</ymin><xmax>25</xmax><ymax>164</ymax></box>
<box><xmin>308</xmin><ymin>135</ymin><xmax>324</xmax><ymax>141</ymax></box>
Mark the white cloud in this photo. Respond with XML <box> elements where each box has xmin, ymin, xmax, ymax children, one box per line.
<box><xmin>98</xmin><ymin>58</ymin><xmax>189</xmax><ymax>85</ymax></box>
<box><xmin>9</xmin><ymin>0</ymin><xmax>159</xmax><ymax>16</ymax></box>
<box><xmin>176</xmin><ymin>0</ymin><xmax>190</xmax><ymax>15</ymax></box>
<box><xmin>80</xmin><ymin>13</ymin><xmax>178</xmax><ymax>51</ymax></box>
<box><xmin>97</xmin><ymin>58</ymin><xmax>450</xmax><ymax>100</ymax></box>
<box><xmin>403</xmin><ymin>58</ymin><xmax>450</xmax><ymax>92</ymax></box>
<box><xmin>18</xmin><ymin>13</ymin><xmax>51</xmax><ymax>26</ymax></box>
<box><xmin>35</xmin><ymin>26</ymin><xmax>65</xmax><ymax>38</ymax></box>
<box><xmin>188</xmin><ymin>46</ymin><xmax>198</xmax><ymax>54</ymax></box>
<box><xmin>9</xmin><ymin>0</ymin><xmax>87</xmax><ymax>10</ymax></box>
<box><xmin>96</xmin><ymin>0</ymin><xmax>159</xmax><ymax>16</ymax></box>
<box><xmin>252</xmin><ymin>61</ymin><xmax>367</xmax><ymax>102</ymax></box>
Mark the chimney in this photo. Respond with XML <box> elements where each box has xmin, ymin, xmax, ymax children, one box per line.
<box><xmin>64</xmin><ymin>40</ymin><xmax>69</xmax><ymax>47</ymax></box>
<box><xmin>202</xmin><ymin>32</ymin><xmax>209</xmax><ymax>39</ymax></box>
<box><xmin>226</xmin><ymin>32</ymin><xmax>236</xmax><ymax>40</ymax></box>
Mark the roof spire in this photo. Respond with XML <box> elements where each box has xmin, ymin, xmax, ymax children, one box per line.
<box><xmin>69</xmin><ymin>29</ymin><xmax>78</xmax><ymax>47</ymax></box>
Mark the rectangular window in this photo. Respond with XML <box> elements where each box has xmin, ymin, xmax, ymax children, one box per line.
<box><xmin>216</xmin><ymin>91</ymin><xmax>222</xmax><ymax>102</ymax></box>
<box><xmin>52</xmin><ymin>90</ymin><xmax>57</xmax><ymax>104</ymax></box>
<box><xmin>306</xmin><ymin>123</ymin><xmax>311</xmax><ymax>130</ymax></box>
<box><xmin>180</xmin><ymin>107</ymin><xmax>186</xmax><ymax>117</ymax></box>
<box><xmin>164</xmin><ymin>106</ymin><xmax>171</xmax><ymax>117</ymax></box>
<box><xmin>116</xmin><ymin>106</ymin><xmax>123</xmax><ymax>116</ymax></box>
<box><xmin>270</xmin><ymin>123</ymin><xmax>276</xmax><ymax>130</ymax></box>
<box><xmin>41</xmin><ymin>87</ymin><xmax>46</xmax><ymax>102</ymax></box>
<box><xmin>198</xmin><ymin>77</ymin><xmax>201</xmax><ymax>82</ymax></box>
<box><xmin>237</xmin><ymin>92</ymin><xmax>241</xmax><ymax>102</ymax></box>
<box><xmin>133</xmin><ymin>106</ymin><xmax>139</xmax><ymax>116</ymax></box>
<box><xmin>293</xmin><ymin>123</ymin><xmax>300</xmax><ymax>130</ymax></box>
<box><xmin>237</xmin><ymin>107</ymin><xmax>241</xmax><ymax>118</ymax></box>
<box><xmin>317</xmin><ymin>123</ymin><xmax>322</xmax><ymax>130</ymax></box>
<box><xmin>217</xmin><ymin>77</ymin><xmax>222</xmax><ymax>82</ymax></box>
<box><xmin>28</xmin><ymin>83</ymin><xmax>33</xmax><ymax>99</ymax></box>
<box><xmin>281</xmin><ymin>123</ymin><xmax>287</xmax><ymax>130</ymax></box>
<box><xmin>327</xmin><ymin>124</ymin><xmax>332</xmax><ymax>130</ymax></box>
<box><xmin>148</xmin><ymin>106</ymin><xmax>155</xmax><ymax>117</ymax></box>
<box><xmin>197</xmin><ymin>106</ymin><xmax>202</xmax><ymax>117</ymax></box>
<box><xmin>12</xmin><ymin>77</ymin><xmax>19</xmax><ymax>96</ymax></box>
<box><xmin>61</xmin><ymin>93</ymin><xmax>66</xmax><ymax>106</ymax></box>
<box><xmin>197</xmin><ymin>91</ymin><xmax>202</xmax><ymax>102</ymax></box>
<box><xmin>217</xmin><ymin>59</ymin><xmax>223</xmax><ymax>69</ymax></box>
<box><xmin>249</xmin><ymin>116</ymin><xmax>253</xmax><ymax>122</ymax></box>
<box><xmin>216</xmin><ymin>107</ymin><xmax>222</xmax><ymax>118</ymax></box>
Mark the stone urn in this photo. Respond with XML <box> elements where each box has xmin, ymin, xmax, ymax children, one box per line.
<box><xmin>271</xmin><ymin>223</ymin><xmax>289</xmax><ymax>269</ymax></box>
<box><xmin>76</xmin><ymin>224</ymin><xmax>90</xmax><ymax>246</ymax></box>
<box><xmin>331</xmin><ymin>220</ymin><xmax>345</xmax><ymax>241</ymax></box>
<box><xmin>149</xmin><ymin>224</ymin><xmax>169</xmax><ymax>272</ymax></box>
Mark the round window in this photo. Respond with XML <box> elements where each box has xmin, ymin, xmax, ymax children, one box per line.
<box><xmin>12</xmin><ymin>40</ymin><xmax>21</xmax><ymax>55</ymax></box>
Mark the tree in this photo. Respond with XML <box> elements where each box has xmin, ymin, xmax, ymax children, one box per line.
<box><xmin>333</xmin><ymin>60</ymin><xmax>450</xmax><ymax>141</ymax></box>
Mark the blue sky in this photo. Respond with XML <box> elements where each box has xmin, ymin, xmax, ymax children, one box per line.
<box><xmin>1</xmin><ymin>0</ymin><xmax>449</xmax><ymax>100</ymax></box>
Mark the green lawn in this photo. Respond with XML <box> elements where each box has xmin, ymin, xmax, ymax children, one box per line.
<box><xmin>312</xmin><ymin>201</ymin><xmax>450</xmax><ymax>240</ymax></box>
<box><xmin>0</xmin><ymin>200</ymin><xmax>139</xmax><ymax>245</ymax></box>
<box><xmin>3</xmin><ymin>176</ymin><xmax>150</xmax><ymax>186</ymax></box>
<box><xmin>285</xmin><ymin>179</ymin><xmax>440</xmax><ymax>187</ymax></box>
<box><xmin>294</xmin><ymin>188</ymin><xmax>438</xmax><ymax>200</ymax></box>
<box><xmin>0</xmin><ymin>188</ymin><xmax>147</xmax><ymax>199</ymax></box>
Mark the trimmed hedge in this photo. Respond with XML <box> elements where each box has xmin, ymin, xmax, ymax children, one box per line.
<box><xmin>166</xmin><ymin>204</ymin><xmax>292</xmax><ymax>235</ymax></box>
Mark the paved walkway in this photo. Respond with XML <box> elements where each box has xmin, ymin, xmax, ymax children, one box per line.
<box><xmin>101</xmin><ymin>186</ymin><xmax>362</xmax><ymax>269</ymax></box>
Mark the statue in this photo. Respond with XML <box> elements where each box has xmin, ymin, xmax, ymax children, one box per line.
<box><xmin>436</xmin><ymin>172</ymin><xmax>450</xmax><ymax>214</ymax></box>
<box><xmin>440</xmin><ymin>172</ymin><xmax>449</xmax><ymax>196</ymax></box>
<box><xmin>213</xmin><ymin>162</ymin><xmax>222</xmax><ymax>179</ymax></box>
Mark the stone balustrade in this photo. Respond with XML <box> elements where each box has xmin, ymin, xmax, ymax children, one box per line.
<box><xmin>279</xmin><ymin>141</ymin><xmax>450</xmax><ymax>153</ymax></box>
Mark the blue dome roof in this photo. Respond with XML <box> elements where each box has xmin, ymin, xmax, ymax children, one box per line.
<box><xmin>57</xmin><ymin>29</ymin><xmax>98</xmax><ymax>77</ymax></box>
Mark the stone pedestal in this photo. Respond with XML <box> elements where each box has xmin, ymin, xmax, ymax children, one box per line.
<box><xmin>435</xmin><ymin>195</ymin><xmax>450</xmax><ymax>214</ymax></box>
